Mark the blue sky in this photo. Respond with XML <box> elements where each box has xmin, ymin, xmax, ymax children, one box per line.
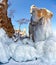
<box><xmin>8</xmin><ymin>0</ymin><xmax>56</xmax><ymax>34</ymax></box>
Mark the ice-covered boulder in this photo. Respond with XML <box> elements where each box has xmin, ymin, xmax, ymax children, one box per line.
<box><xmin>22</xmin><ymin>38</ymin><xmax>34</xmax><ymax>47</ymax></box>
<box><xmin>12</xmin><ymin>45</ymin><xmax>38</xmax><ymax>62</ymax></box>
<box><xmin>29</xmin><ymin>5</ymin><xmax>53</xmax><ymax>42</ymax></box>
<box><xmin>35</xmin><ymin>36</ymin><xmax>56</xmax><ymax>63</ymax></box>
<box><xmin>0</xmin><ymin>42</ymin><xmax>10</xmax><ymax>64</ymax></box>
<box><xmin>43</xmin><ymin>37</ymin><xmax>56</xmax><ymax>63</ymax></box>
<box><xmin>0</xmin><ymin>28</ymin><xmax>13</xmax><ymax>45</ymax></box>
<box><xmin>9</xmin><ymin>43</ymin><xmax>19</xmax><ymax>57</ymax></box>
<box><xmin>0</xmin><ymin>28</ymin><xmax>14</xmax><ymax>63</ymax></box>
<box><xmin>35</xmin><ymin>41</ymin><xmax>45</xmax><ymax>58</ymax></box>
<box><xmin>9</xmin><ymin>40</ymin><xmax>23</xmax><ymax>57</ymax></box>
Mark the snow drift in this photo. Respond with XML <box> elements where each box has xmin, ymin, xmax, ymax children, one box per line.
<box><xmin>0</xmin><ymin>42</ymin><xmax>10</xmax><ymax>64</ymax></box>
<box><xmin>0</xmin><ymin>28</ymin><xmax>56</xmax><ymax>65</ymax></box>
<box><xmin>43</xmin><ymin>37</ymin><xmax>56</xmax><ymax>63</ymax></box>
<box><xmin>0</xmin><ymin>28</ymin><xmax>11</xmax><ymax>63</ymax></box>
<box><xmin>12</xmin><ymin>45</ymin><xmax>38</xmax><ymax>62</ymax></box>
<box><xmin>0</xmin><ymin>27</ymin><xmax>56</xmax><ymax>65</ymax></box>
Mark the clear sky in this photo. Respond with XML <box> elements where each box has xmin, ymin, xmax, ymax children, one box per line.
<box><xmin>8</xmin><ymin>0</ymin><xmax>56</xmax><ymax>34</ymax></box>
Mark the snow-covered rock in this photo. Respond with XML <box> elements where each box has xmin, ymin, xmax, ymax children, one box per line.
<box><xmin>0</xmin><ymin>28</ymin><xmax>13</xmax><ymax>63</ymax></box>
<box><xmin>0</xmin><ymin>28</ymin><xmax>13</xmax><ymax>45</ymax></box>
<box><xmin>29</xmin><ymin>5</ymin><xmax>53</xmax><ymax>42</ymax></box>
<box><xmin>22</xmin><ymin>38</ymin><xmax>34</xmax><ymax>47</ymax></box>
<box><xmin>12</xmin><ymin>45</ymin><xmax>38</xmax><ymax>62</ymax></box>
<box><xmin>9</xmin><ymin>43</ymin><xmax>19</xmax><ymax>57</ymax></box>
<box><xmin>43</xmin><ymin>37</ymin><xmax>56</xmax><ymax>63</ymax></box>
<box><xmin>35</xmin><ymin>41</ymin><xmax>45</xmax><ymax>58</ymax></box>
<box><xmin>0</xmin><ymin>19</ymin><xmax>56</xmax><ymax>65</ymax></box>
<box><xmin>9</xmin><ymin>40</ymin><xmax>23</xmax><ymax>57</ymax></box>
<box><xmin>34</xmin><ymin>35</ymin><xmax>56</xmax><ymax>63</ymax></box>
<box><xmin>0</xmin><ymin>42</ymin><xmax>10</xmax><ymax>64</ymax></box>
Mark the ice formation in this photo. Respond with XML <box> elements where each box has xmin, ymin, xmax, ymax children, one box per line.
<box><xmin>29</xmin><ymin>5</ymin><xmax>53</xmax><ymax>42</ymax></box>
<box><xmin>0</xmin><ymin>25</ymin><xmax>56</xmax><ymax>65</ymax></box>
<box><xmin>0</xmin><ymin>5</ymin><xmax>56</xmax><ymax>65</ymax></box>
<box><xmin>43</xmin><ymin>37</ymin><xmax>56</xmax><ymax>63</ymax></box>
<box><xmin>0</xmin><ymin>28</ymin><xmax>38</xmax><ymax>63</ymax></box>
<box><xmin>12</xmin><ymin>45</ymin><xmax>38</xmax><ymax>62</ymax></box>
<box><xmin>0</xmin><ymin>28</ymin><xmax>11</xmax><ymax>63</ymax></box>
<box><xmin>22</xmin><ymin>38</ymin><xmax>34</xmax><ymax>46</ymax></box>
<box><xmin>0</xmin><ymin>0</ymin><xmax>3</xmax><ymax>3</ymax></box>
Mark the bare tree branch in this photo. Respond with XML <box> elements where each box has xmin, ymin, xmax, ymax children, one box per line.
<box><xmin>16</xmin><ymin>18</ymin><xmax>30</xmax><ymax>29</ymax></box>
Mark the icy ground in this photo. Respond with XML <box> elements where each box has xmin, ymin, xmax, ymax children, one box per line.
<box><xmin>0</xmin><ymin>28</ymin><xmax>56</xmax><ymax>65</ymax></box>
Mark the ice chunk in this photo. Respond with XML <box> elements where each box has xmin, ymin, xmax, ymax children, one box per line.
<box><xmin>12</xmin><ymin>45</ymin><xmax>38</xmax><ymax>62</ymax></box>
<box><xmin>34</xmin><ymin>18</ymin><xmax>52</xmax><ymax>42</ymax></box>
<box><xmin>9</xmin><ymin>40</ymin><xmax>23</xmax><ymax>57</ymax></box>
<box><xmin>0</xmin><ymin>28</ymin><xmax>13</xmax><ymax>45</ymax></box>
<box><xmin>0</xmin><ymin>28</ymin><xmax>6</xmax><ymax>38</ymax></box>
<box><xmin>35</xmin><ymin>41</ymin><xmax>45</xmax><ymax>58</ymax></box>
<box><xmin>9</xmin><ymin>43</ymin><xmax>19</xmax><ymax>57</ymax></box>
<box><xmin>0</xmin><ymin>42</ymin><xmax>10</xmax><ymax>64</ymax></box>
<box><xmin>22</xmin><ymin>38</ymin><xmax>34</xmax><ymax>46</ymax></box>
<box><xmin>43</xmin><ymin>38</ymin><xmax>56</xmax><ymax>63</ymax></box>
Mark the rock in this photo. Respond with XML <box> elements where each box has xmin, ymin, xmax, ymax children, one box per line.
<box><xmin>29</xmin><ymin>5</ymin><xmax>53</xmax><ymax>42</ymax></box>
<box><xmin>0</xmin><ymin>0</ymin><xmax>15</xmax><ymax>37</ymax></box>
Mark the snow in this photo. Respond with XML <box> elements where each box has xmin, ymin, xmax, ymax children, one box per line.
<box><xmin>0</xmin><ymin>28</ymin><xmax>14</xmax><ymax>46</ymax></box>
<box><xmin>34</xmin><ymin>36</ymin><xmax>56</xmax><ymax>63</ymax></box>
<box><xmin>2</xmin><ymin>59</ymin><xmax>56</xmax><ymax>65</ymax></box>
<box><xmin>0</xmin><ymin>42</ymin><xmax>10</xmax><ymax>64</ymax></box>
<box><xmin>53</xmin><ymin>31</ymin><xmax>56</xmax><ymax>37</ymax></box>
<box><xmin>0</xmin><ymin>0</ymin><xmax>3</xmax><ymax>3</ymax></box>
<box><xmin>22</xmin><ymin>38</ymin><xmax>34</xmax><ymax>46</ymax></box>
<box><xmin>43</xmin><ymin>37</ymin><xmax>56</xmax><ymax>63</ymax></box>
<box><xmin>30</xmin><ymin>5</ymin><xmax>53</xmax><ymax>42</ymax></box>
<box><xmin>35</xmin><ymin>41</ymin><xmax>45</xmax><ymax>58</ymax></box>
<box><xmin>33</xmin><ymin>18</ymin><xmax>53</xmax><ymax>42</ymax></box>
<box><xmin>9</xmin><ymin>43</ymin><xmax>19</xmax><ymax>57</ymax></box>
<box><xmin>0</xmin><ymin>28</ymin><xmax>56</xmax><ymax>65</ymax></box>
<box><xmin>9</xmin><ymin>40</ymin><xmax>23</xmax><ymax>57</ymax></box>
<box><xmin>12</xmin><ymin>45</ymin><xmax>37</xmax><ymax>62</ymax></box>
<box><xmin>0</xmin><ymin>28</ymin><xmax>11</xmax><ymax>63</ymax></box>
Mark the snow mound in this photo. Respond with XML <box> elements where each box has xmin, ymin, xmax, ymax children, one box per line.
<box><xmin>12</xmin><ymin>45</ymin><xmax>37</xmax><ymax>62</ymax></box>
<box><xmin>0</xmin><ymin>28</ymin><xmax>56</xmax><ymax>65</ymax></box>
<box><xmin>0</xmin><ymin>42</ymin><xmax>10</xmax><ymax>64</ymax></box>
<box><xmin>0</xmin><ymin>28</ymin><xmax>13</xmax><ymax>45</ymax></box>
<box><xmin>0</xmin><ymin>28</ymin><xmax>12</xmax><ymax>63</ymax></box>
<box><xmin>35</xmin><ymin>41</ymin><xmax>45</xmax><ymax>58</ymax></box>
<box><xmin>35</xmin><ymin>36</ymin><xmax>56</xmax><ymax>63</ymax></box>
<box><xmin>9</xmin><ymin>40</ymin><xmax>24</xmax><ymax>57</ymax></box>
<box><xmin>22</xmin><ymin>38</ymin><xmax>34</xmax><ymax>46</ymax></box>
<box><xmin>43</xmin><ymin>37</ymin><xmax>56</xmax><ymax>63</ymax></box>
<box><xmin>9</xmin><ymin>43</ymin><xmax>19</xmax><ymax>57</ymax></box>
